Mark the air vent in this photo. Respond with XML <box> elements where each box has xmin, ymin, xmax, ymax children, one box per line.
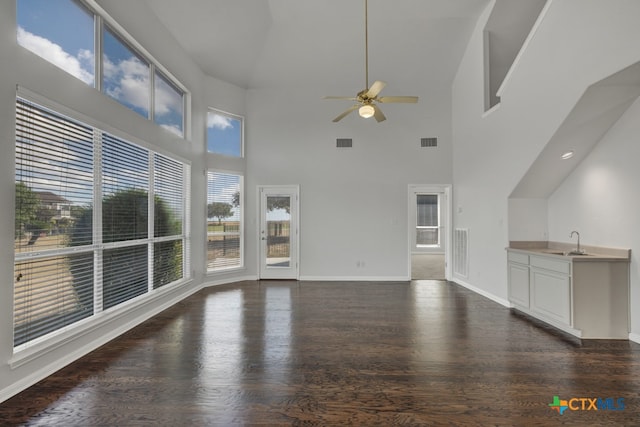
<box><xmin>336</xmin><ymin>138</ymin><xmax>352</xmax><ymax>148</ymax></box>
<box><xmin>421</xmin><ymin>137</ymin><xmax>438</xmax><ymax>148</ymax></box>
<box><xmin>453</xmin><ymin>228</ymin><xmax>469</xmax><ymax>278</ymax></box>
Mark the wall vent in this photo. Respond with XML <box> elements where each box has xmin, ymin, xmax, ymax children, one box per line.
<box><xmin>421</xmin><ymin>137</ymin><xmax>438</xmax><ymax>147</ymax></box>
<box><xmin>336</xmin><ymin>138</ymin><xmax>352</xmax><ymax>148</ymax></box>
<box><xmin>453</xmin><ymin>228</ymin><xmax>469</xmax><ymax>278</ymax></box>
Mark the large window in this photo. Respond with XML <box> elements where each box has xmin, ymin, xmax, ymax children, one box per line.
<box><xmin>17</xmin><ymin>0</ymin><xmax>186</xmax><ymax>137</ymax></box>
<box><xmin>207</xmin><ymin>172</ymin><xmax>242</xmax><ymax>271</ymax></box>
<box><xmin>14</xmin><ymin>95</ymin><xmax>190</xmax><ymax>348</ymax></box>
<box><xmin>207</xmin><ymin>110</ymin><xmax>243</xmax><ymax>157</ymax></box>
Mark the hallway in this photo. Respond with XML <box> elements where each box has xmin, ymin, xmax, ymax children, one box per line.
<box><xmin>2</xmin><ymin>280</ymin><xmax>640</xmax><ymax>425</ymax></box>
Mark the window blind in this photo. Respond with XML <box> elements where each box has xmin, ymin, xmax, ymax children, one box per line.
<box><xmin>207</xmin><ymin>172</ymin><xmax>242</xmax><ymax>271</ymax></box>
<box><xmin>14</xmin><ymin>98</ymin><xmax>95</xmax><ymax>346</ymax></box>
<box><xmin>153</xmin><ymin>153</ymin><xmax>185</xmax><ymax>288</ymax></box>
<box><xmin>102</xmin><ymin>133</ymin><xmax>150</xmax><ymax>243</ymax></box>
<box><xmin>14</xmin><ymin>96</ymin><xmax>190</xmax><ymax>348</ymax></box>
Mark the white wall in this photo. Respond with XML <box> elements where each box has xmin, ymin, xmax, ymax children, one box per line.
<box><xmin>452</xmin><ymin>0</ymin><xmax>640</xmax><ymax>301</ymax></box>
<box><xmin>0</xmin><ymin>0</ymin><xmax>246</xmax><ymax>402</ymax></box>
<box><xmin>548</xmin><ymin>97</ymin><xmax>640</xmax><ymax>336</ymax></box>
<box><xmin>245</xmin><ymin>85</ymin><xmax>453</xmax><ymax>280</ymax></box>
<box><xmin>508</xmin><ymin>198</ymin><xmax>548</xmax><ymax>242</ymax></box>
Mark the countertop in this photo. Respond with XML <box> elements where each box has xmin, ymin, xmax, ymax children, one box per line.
<box><xmin>508</xmin><ymin>241</ymin><xmax>630</xmax><ymax>262</ymax></box>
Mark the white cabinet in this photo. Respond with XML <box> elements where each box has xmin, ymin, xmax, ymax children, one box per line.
<box><xmin>507</xmin><ymin>252</ymin><xmax>529</xmax><ymax>309</ymax></box>
<box><xmin>529</xmin><ymin>263</ymin><xmax>571</xmax><ymax>325</ymax></box>
<box><xmin>506</xmin><ymin>248</ymin><xmax>629</xmax><ymax>339</ymax></box>
<box><xmin>508</xmin><ymin>252</ymin><xmax>572</xmax><ymax>330</ymax></box>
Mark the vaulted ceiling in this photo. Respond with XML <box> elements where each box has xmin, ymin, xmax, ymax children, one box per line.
<box><xmin>142</xmin><ymin>0</ymin><xmax>490</xmax><ymax>94</ymax></box>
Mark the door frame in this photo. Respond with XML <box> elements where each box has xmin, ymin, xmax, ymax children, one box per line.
<box><xmin>257</xmin><ymin>185</ymin><xmax>300</xmax><ymax>279</ymax></box>
<box><xmin>408</xmin><ymin>184</ymin><xmax>452</xmax><ymax>280</ymax></box>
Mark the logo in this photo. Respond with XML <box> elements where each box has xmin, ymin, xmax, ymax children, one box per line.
<box><xmin>549</xmin><ymin>396</ymin><xmax>569</xmax><ymax>414</ymax></box>
<box><xmin>549</xmin><ymin>395</ymin><xmax>625</xmax><ymax>415</ymax></box>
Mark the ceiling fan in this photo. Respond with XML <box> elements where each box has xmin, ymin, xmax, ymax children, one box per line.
<box><xmin>324</xmin><ymin>0</ymin><xmax>418</xmax><ymax>123</ymax></box>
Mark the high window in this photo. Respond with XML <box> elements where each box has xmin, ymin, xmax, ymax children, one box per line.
<box><xmin>17</xmin><ymin>0</ymin><xmax>186</xmax><ymax>137</ymax></box>
<box><xmin>207</xmin><ymin>172</ymin><xmax>242</xmax><ymax>271</ymax></box>
<box><xmin>14</xmin><ymin>95</ymin><xmax>190</xmax><ymax>349</ymax></box>
<box><xmin>207</xmin><ymin>110</ymin><xmax>243</xmax><ymax>157</ymax></box>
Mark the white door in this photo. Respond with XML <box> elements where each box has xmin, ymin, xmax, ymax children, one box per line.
<box><xmin>258</xmin><ymin>186</ymin><xmax>299</xmax><ymax>279</ymax></box>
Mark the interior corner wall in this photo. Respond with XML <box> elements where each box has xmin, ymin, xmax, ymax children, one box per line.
<box><xmin>452</xmin><ymin>0</ymin><xmax>640</xmax><ymax>302</ymax></box>
<box><xmin>548</xmin><ymin>96</ymin><xmax>640</xmax><ymax>337</ymax></box>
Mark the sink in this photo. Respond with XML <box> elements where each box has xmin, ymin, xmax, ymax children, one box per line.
<box><xmin>541</xmin><ymin>250</ymin><xmax>592</xmax><ymax>256</ymax></box>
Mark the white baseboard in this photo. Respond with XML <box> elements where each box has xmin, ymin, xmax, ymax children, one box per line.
<box><xmin>203</xmin><ymin>275</ymin><xmax>258</xmax><ymax>287</ymax></box>
<box><xmin>299</xmin><ymin>275</ymin><xmax>410</xmax><ymax>282</ymax></box>
<box><xmin>451</xmin><ymin>278</ymin><xmax>511</xmax><ymax>308</ymax></box>
<box><xmin>629</xmin><ymin>332</ymin><xmax>640</xmax><ymax>344</ymax></box>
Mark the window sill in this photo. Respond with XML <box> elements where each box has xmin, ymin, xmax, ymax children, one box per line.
<box><xmin>10</xmin><ymin>278</ymin><xmax>194</xmax><ymax>369</ymax></box>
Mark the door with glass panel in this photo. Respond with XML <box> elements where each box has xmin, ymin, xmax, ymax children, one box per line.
<box><xmin>259</xmin><ymin>186</ymin><xmax>299</xmax><ymax>279</ymax></box>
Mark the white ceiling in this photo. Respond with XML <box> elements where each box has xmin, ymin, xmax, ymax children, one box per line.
<box><xmin>142</xmin><ymin>0</ymin><xmax>490</xmax><ymax>92</ymax></box>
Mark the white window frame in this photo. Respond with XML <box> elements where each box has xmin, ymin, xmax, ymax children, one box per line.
<box><xmin>13</xmin><ymin>88</ymin><xmax>191</xmax><ymax>360</ymax></box>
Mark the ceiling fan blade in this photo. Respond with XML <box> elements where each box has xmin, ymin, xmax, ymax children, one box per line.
<box><xmin>366</xmin><ymin>80</ymin><xmax>386</xmax><ymax>98</ymax></box>
<box><xmin>373</xmin><ymin>104</ymin><xmax>386</xmax><ymax>122</ymax></box>
<box><xmin>324</xmin><ymin>96</ymin><xmax>359</xmax><ymax>101</ymax></box>
<box><xmin>332</xmin><ymin>105</ymin><xmax>359</xmax><ymax>122</ymax></box>
<box><xmin>378</xmin><ymin>96</ymin><xmax>419</xmax><ymax>103</ymax></box>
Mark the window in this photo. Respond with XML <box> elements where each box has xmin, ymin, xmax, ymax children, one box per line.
<box><xmin>17</xmin><ymin>0</ymin><xmax>186</xmax><ymax>137</ymax></box>
<box><xmin>207</xmin><ymin>172</ymin><xmax>242</xmax><ymax>271</ymax></box>
<box><xmin>154</xmin><ymin>70</ymin><xmax>184</xmax><ymax>137</ymax></box>
<box><xmin>17</xmin><ymin>0</ymin><xmax>95</xmax><ymax>86</ymax></box>
<box><xmin>416</xmin><ymin>194</ymin><xmax>440</xmax><ymax>247</ymax></box>
<box><xmin>102</xmin><ymin>25</ymin><xmax>150</xmax><ymax>119</ymax></box>
<box><xmin>207</xmin><ymin>110</ymin><xmax>243</xmax><ymax>157</ymax></box>
<box><xmin>14</xmin><ymin>95</ymin><xmax>190</xmax><ymax>348</ymax></box>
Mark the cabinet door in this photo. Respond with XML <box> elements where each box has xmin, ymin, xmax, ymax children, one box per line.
<box><xmin>508</xmin><ymin>262</ymin><xmax>529</xmax><ymax>308</ymax></box>
<box><xmin>530</xmin><ymin>267</ymin><xmax>571</xmax><ymax>325</ymax></box>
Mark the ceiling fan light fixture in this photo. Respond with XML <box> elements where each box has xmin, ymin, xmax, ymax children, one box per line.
<box><xmin>359</xmin><ymin>104</ymin><xmax>375</xmax><ymax>118</ymax></box>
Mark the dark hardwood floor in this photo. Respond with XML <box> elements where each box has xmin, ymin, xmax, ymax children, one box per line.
<box><xmin>2</xmin><ymin>280</ymin><xmax>640</xmax><ymax>426</ymax></box>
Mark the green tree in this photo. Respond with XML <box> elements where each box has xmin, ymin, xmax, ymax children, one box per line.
<box><xmin>267</xmin><ymin>196</ymin><xmax>290</xmax><ymax>214</ymax></box>
<box><xmin>15</xmin><ymin>182</ymin><xmax>56</xmax><ymax>244</ymax></box>
<box><xmin>69</xmin><ymin>188</ymin><xmax>182</xmax><ymax>310</ymax></box>
<box><xmin>208</xmin><ymin>202</ymin><xmax>233</xmax><ymax>224</ymax></box>
<box><xmin>15</xmin><ymin>182</ymin><xmax>38</xmax><ymax>239</ymax></box>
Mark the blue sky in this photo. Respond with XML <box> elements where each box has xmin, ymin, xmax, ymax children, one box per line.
<box><xmin>207</xmin><ymin>112</ymin><xmax>242</xmax><ymax>157</ymax></box>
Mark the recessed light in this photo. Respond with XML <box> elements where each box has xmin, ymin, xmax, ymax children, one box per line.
<box><xmin>561</xmin><ymin>151</ymin><xmax>574</xmax><ymax>160</ymax></box>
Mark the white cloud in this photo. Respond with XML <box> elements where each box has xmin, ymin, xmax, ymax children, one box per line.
<box><xmin>207</xmin><ymin>113</ymin><xmax>233</xmax><ymax>130</ymax></box>
<box><xmin>160</xmin><ymin>123</ymin><xmax>183</xmax><ymax>137</ymax></box>
<box><xmin>155</xmin><ymin>77</ymin><xmax>183</xmax><ymax>117</ymax></box>
<box><xmin>103</xmin><ymin>56</ymin><xmax>150</xmax><ymax>113</ymax></box>
<box><xmin>17</xmin><ymin>27</ymin><xmax>94</xmax><ymax>85</ymax></box>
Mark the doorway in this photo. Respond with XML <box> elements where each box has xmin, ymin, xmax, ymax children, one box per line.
<box><xmin>258</xmin><ymin>185</ymin><xmax>299</xmax><ymax>279</ymax></box>
<box><xmin>408</xmin><ymin>185</ymin><xmax>451</xmax><ymax>280</ymax></box>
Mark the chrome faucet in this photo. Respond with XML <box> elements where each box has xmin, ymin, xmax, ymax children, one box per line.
<box><xmin>569</xmin><ymin>231</ymin><xmax>584</xmax><ymax>254</ymax></box>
